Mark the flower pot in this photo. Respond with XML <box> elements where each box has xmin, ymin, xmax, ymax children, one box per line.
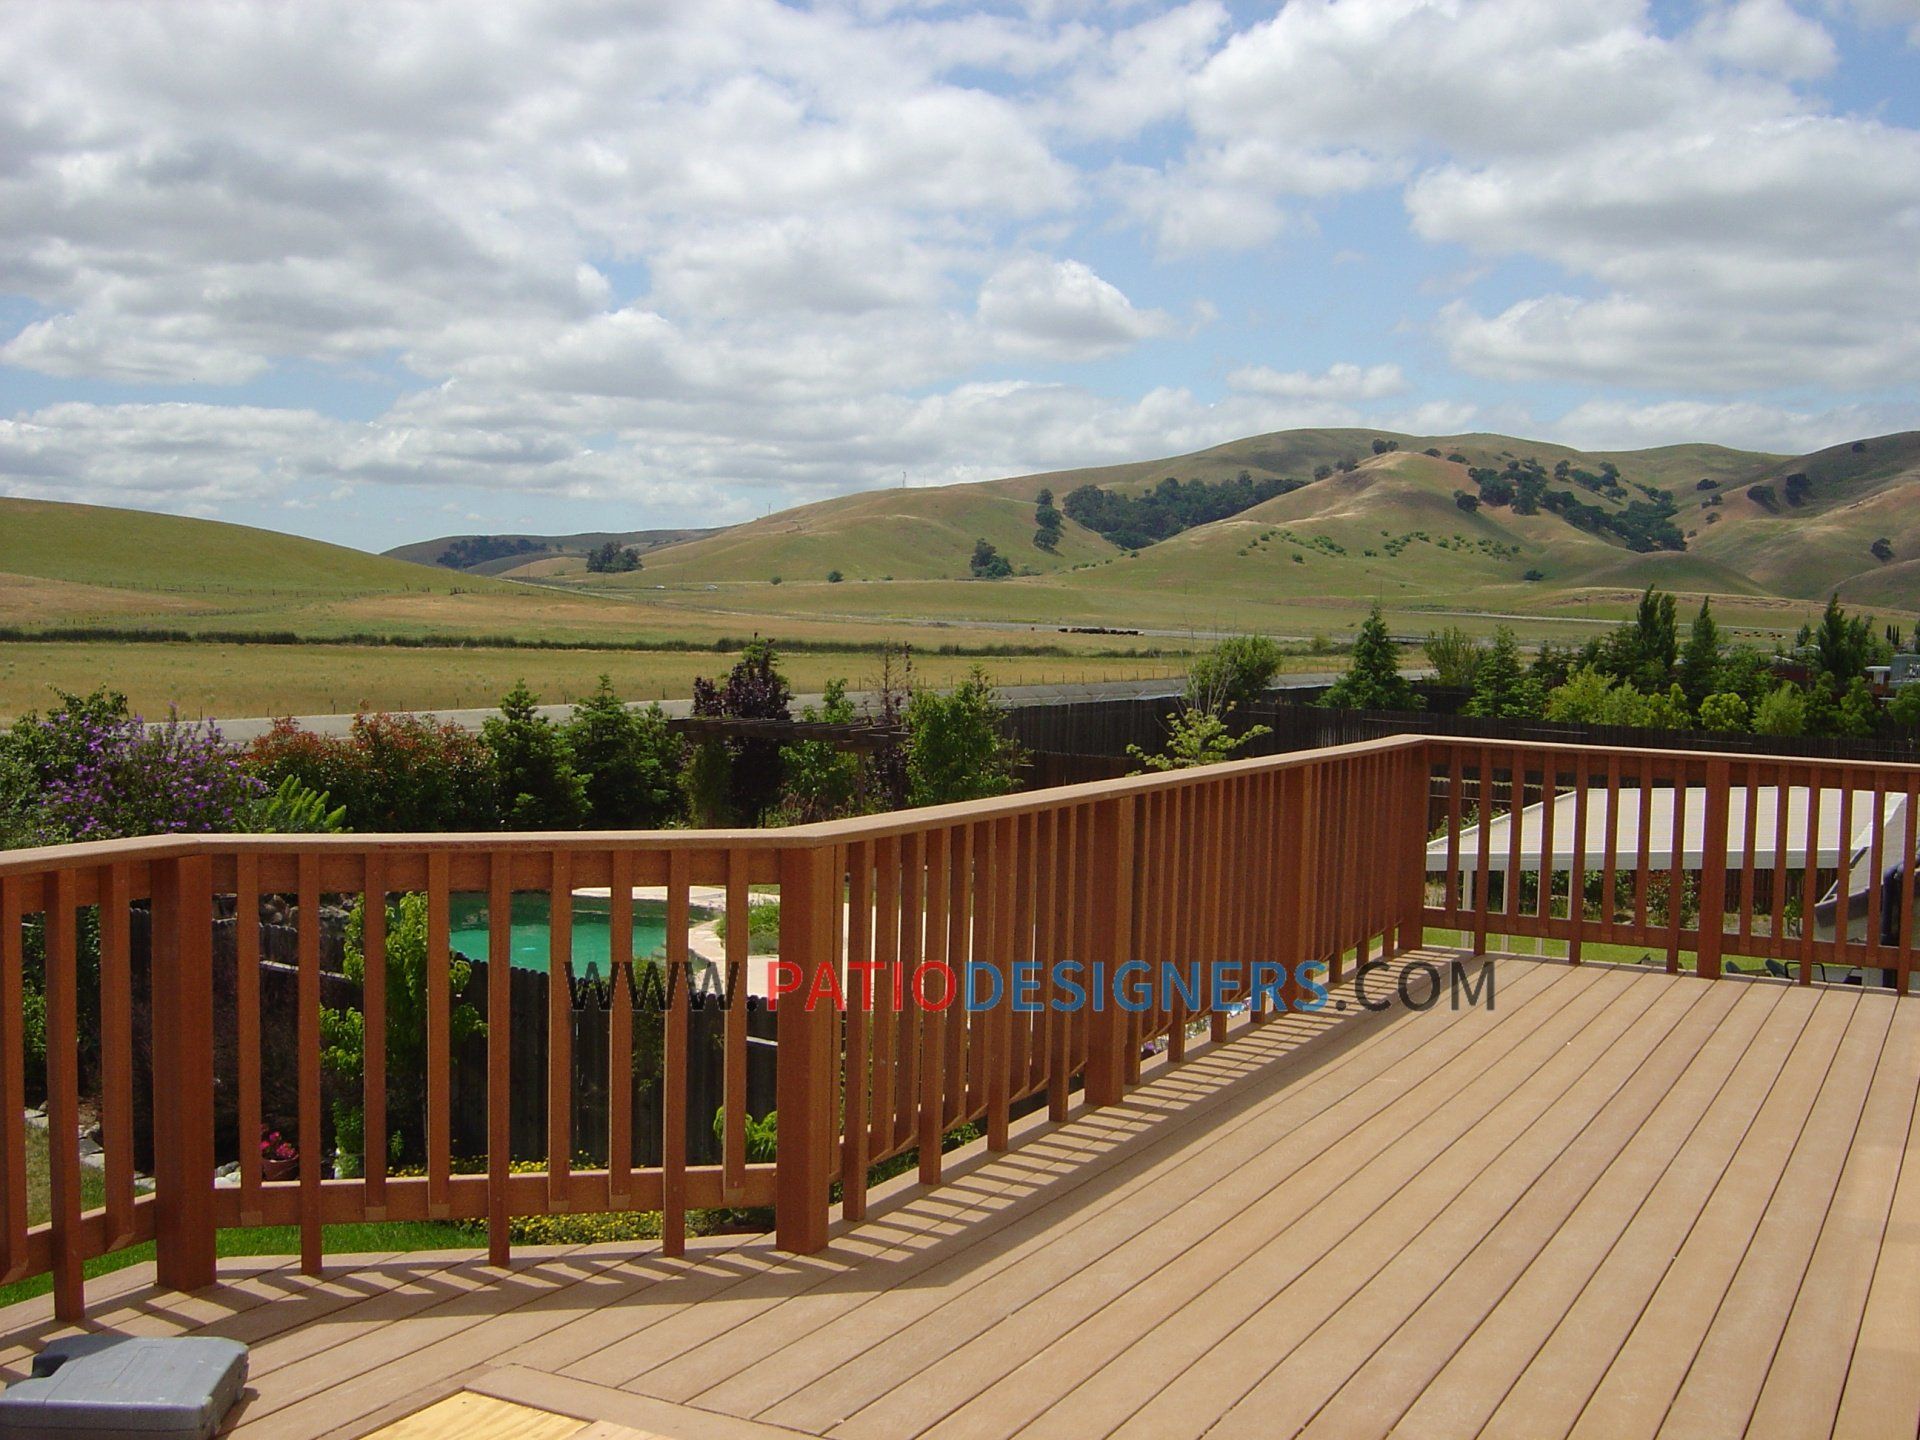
<box><xmin>261</xmin><ymin>1156</ymin><xmax>298</xmax><ymax>1182</ymax></box>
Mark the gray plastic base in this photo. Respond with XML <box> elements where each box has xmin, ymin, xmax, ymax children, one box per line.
<box><xmin>0</xmin><ymin>1336</ymin><xmax>247</xmax><ymax>1439</ymax></box>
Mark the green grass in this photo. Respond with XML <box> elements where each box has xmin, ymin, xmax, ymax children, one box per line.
<box><xmin>0</xmin><ymin>1219</ymin><xmax>471</xmax><ymax>1311</ymax></box>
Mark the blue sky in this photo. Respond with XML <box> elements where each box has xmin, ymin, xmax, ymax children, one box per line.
<box><xmin>1</xmin><ymin>0</ymin><xmax>1916</xmax><ymax>548</ymax></box>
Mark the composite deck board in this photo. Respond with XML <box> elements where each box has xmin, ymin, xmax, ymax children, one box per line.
<box><xmin>3</xmin><ymin>953</ymin><xmax>1916</xmax><ymax>1440</ymax></box>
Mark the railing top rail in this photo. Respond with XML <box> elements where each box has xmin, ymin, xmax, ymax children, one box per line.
<box><xmin>0</xmin><ymin>733</ymin><xmax>1430</xmax><ymax>877</ymax></box>
<box><xmin>1418</xmin><ymin>733</ymin><xmax>1920</xmax><ymax>778</ymax></box>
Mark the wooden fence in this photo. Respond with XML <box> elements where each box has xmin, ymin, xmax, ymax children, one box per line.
<box><xmin>0</xmin><ymin>736</ymin><xmax>1428</xmax><ymax>1320</ymax></box>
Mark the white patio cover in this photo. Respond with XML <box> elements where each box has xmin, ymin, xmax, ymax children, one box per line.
<box><xmin>1427</xmin><ymin>786</ymin><xmax>1910</xmax><ymax>874</ymax></box>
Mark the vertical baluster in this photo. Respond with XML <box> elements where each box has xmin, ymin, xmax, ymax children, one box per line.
<box><xmin>610</xmin><ymin>849</ymin><xmax>635</xmax><ymax>1206</ymax></box>
<box><xmin>842</xmin><ymin>840</ymin><xmax>872</xmax><ymax>1220</ymax></box>
<box><xmin>1047</xmin><ymin>810</ymin><xmax>1074</xmax><ymax>1122</ymax></box>
<box><xmin>0</xmin><ymin>877</ymin><xmax>23</xmax><ymax>1283</ymax></box>
<box><xmin>946</xmin><ymin>824</ymin><xmax>972</xmax><ymax>1130</ymax></box>
<box><xmin>99</xmin><ymin>862</ymin><xmax>136</xmax><ymax>1245</ymax></box>
<box><xmin>1664</xmin><ymin>762</ymin><xmax>1688</xmax><ymax>973</ymax></box>
<box><xmin>1444</xmin><ymin>747</ymin><xmax>1464</xmax><ymax>921</ymax></box>
<box><xmin>1567</xmin><ymin>753</ymin><xmax>1588</xmax><ymax>965</ymax></box>
<box><xmin>1538</xmin><ymin>753</ymin><xmax>1557</xmax><ymax>944</ymax></box>
<box><xmin>966</xmin><ymin>823</ymin><xmax>991</xmax><ymax>1125</ymax></box>
<box><xmin>1772</xmin><ymin>770</ymin><xmax>1792</xmax><ymax>953</ymax></box>
<box><xmin>1601</xmin><ymin>754</ymin><xmax>1622</xmax><ymax>938</ymax></box>
<box><xmin>919</xmin><ymin>828</ymin><xmax>951</xmax><ymax>1184</ymax></box>
<box><xmin>360</xmin><ymin>852</ymin><xmax>386</xmax><ymax>1219</ymax></box>
<box><xmin>1011</xmin><ymin>815</ymin><xmax>1035</xmax><ymax>1097</ymax></box>
<box><xmin>547</xmin><ymin>849</ymin><xmax>573</xmax><ymax>1212</ymax></box>
<box><xmin>720</xmin><ymin>849</ymin><xmax>746</xmax><ymax>1201</ymax></box>
<box><xmin>1866</xmin><ymin>770</ymin><xmax>1888</xmax><ymax>981</ymax></box>
<box><xmin>426</xmin><ymin>851</ymin><xmax>451</xmax><ymax>1217</ymax></box>
<box><xmin>988</xmin><ymin>816</ymin><xmax>1016</xmax><ymax>1150</ymax></box>
<box><xmin>1505</xmin><ymin>748</ymin><xmax>1526</xmax><ymax>949</ymax></box>
<box><xmin>233</xmin><ymin>856</ymin><xmax>262</xmax><ymax>1228</ymax></box>
<box><xmin>1634</xmin><ymin>755</ymin><xmax>1655</xmax><ymax>937</ymax></box>
<box><xmin>150</xmin><ymin>855</ymin><xmax>214</xmax><ymax>1293</ymax></box>
<box><xmin>897</xmin><ymin>830</ymin><xmax>925</xmax><ymax>1155</ymax></box>
<box><xmin>662</xmin><ymin>849</ymin><xmax>690</xmax><ymax>1256</ymax></box>
<box><xmin>1473</xmin><ymin>748</ymin><xmax>1494</xmax><ymax>954</ymax></box>
<box><xmin>1835</xmin><ymin>774</ymin><xmax>1856</xmax><ymax>973</ymax></box>
<box><xmin>1800</xmin><ymin>767</ymin><xmax>1823</xmax><ymax>984</ymax></box>
<box><xmin>1032</xmin><ymin>811</ymin><xmax>1057</xmax><ymax>1094</ymax></box>
<box><xmin>1900</xmin><ymin>774</ymin><xmax>1917</xmax><ymax>997</ymax></box>
<box><xmin>45</xmin><ymin>869</ymin><xmax>83</xmax><ymax>1319</ymax></box>
<box><xmin>297</xmin><ymin>851</ymin><xmax>322</xmax><ymax>1276</ymax></box>
<box><xmin>487</xmin><ymin>851</ymin><xmax>513</xmax><ymax>1267</ymax></box>
<box><xmin>869</xmin><ymin>836</ymin><xmax>898</xmax><ymax>1164</ymax></box>
<box><xmin>1738</xmin><ymin>768</ymin><xmax>1760</xmax><ymax>960</ymax></box>
<box><xmin>1698</xmin><ymin>758</ymin><xmax>1731</xmax><ymax>981</ymax></box>
<box><xmin>1125</xmin><ymin>797</ymin><xmax>1148</xmax><ymax>1081</ymax></box>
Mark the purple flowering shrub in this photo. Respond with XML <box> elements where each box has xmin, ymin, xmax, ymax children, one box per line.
<box><xmin>36</xmin><ymin>707</ymin><xmax>264</xmax><ymax>842</ymax></box>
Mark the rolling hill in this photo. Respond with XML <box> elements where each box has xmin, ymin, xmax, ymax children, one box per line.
<box><xmin>385</xmin><ymin>526</ymin><xmax>720</xmax><ymax>576</ymax></box>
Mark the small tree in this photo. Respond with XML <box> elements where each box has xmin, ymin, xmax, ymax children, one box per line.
<box><xmin>1464</xmin><ymin>628</ymin><xmax>1542</xmax><ymax>719</ymax></box>
<box><xmin>970</xmin><ymin>538</ymin><xmax>1013</xmax><ymax>579</ymax></box>
<box><xmin>586</xmin><ymin>541</ymin><xmax>641</xmax><ymax>573</ymax></box>
<box><xmin>1753</xmin><ymin>684</ymin><xmax>1809</xmax><ymax>737</ymax></box>
<box><xmin>691</xmin><ymin>639</ymin><xmax>793</xmax><ymax>825</ymax></box>
<box><xmin>906</xmin><ymin>668</ymin><xmax>1022</xmax><ymax>806</ymax></box>
<box><xmin>1697</xmin><ymin>692</ymin><xmax>1750</xmax><ymax>732</ymax></box>
<box><xmin>483</xmin><ymin>681</ymin><xmax>587</xmax><ymax>829</ymax></box>
<box><xmin>1033</xmin><ymin>489</ymin><xmax>1064</xmax><ymax>552</ymax></box>
<box><xmin>1186</xmin><ymin>634</ymin><xmax>1283</xmax><ymax>709</ymax></box>
<box><xmin>1128</xmin><ymin>705</ymin><xmax>1270</xmax><ymax>772</ymax></box>
<box><xmin>564</xmin><ymin>676</ymin><xmax>682</xmax><ymax>829</ymax></box>
<box><xmin>1677</xmin><ymin>598</ymin><xmax>1723</xmax><ymax>707</ymax></box>
<box><xmin>1322</xmin><ymin>607</ymin><xmax>1420</xmax><ymax>711</ymax></box>
<box><xmin>1423</xmin><ymin>625</ymin><xmax>1486</xmax><ymax>690</ymax></box>
<box><xmin>777</xmin><ymin>679</ymin><xmax>864</xmax><ymax>822</ymax></box>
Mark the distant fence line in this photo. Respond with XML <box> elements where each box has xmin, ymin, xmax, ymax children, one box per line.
<box><xmin>1003</xmin><ymin>688</ymin><xmax>1920</xmax><ymax>782</ymax></box>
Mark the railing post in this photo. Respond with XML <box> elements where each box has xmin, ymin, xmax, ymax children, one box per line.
<box><xmin>150</xmin><ymin>854</ymin><xmax>216</xmax><ymax>1292</ymax></box>
<box><xmin>1697</xmin><ymin>758</ymin><xmax>1731</xmax><ymax>981</ymax></box>
<box><xmin>776</xmin><ymin>843</ymin><xmax>839</xmax><ymax>1253</ymax></box>
<box><xmin>1085</xmin><ymin>794</ymin><xmax>1136</xmax><ymax>1108</ymax></box>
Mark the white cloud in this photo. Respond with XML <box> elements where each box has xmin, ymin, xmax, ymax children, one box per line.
<box><xmin>1228</xmin><ymin>361</ymin><xmax>1407</xmax><ymax>401</ymax></box>
<box><xmin>976</xmin><ymin>255</ymin><xmax>1174</xmax><ymax>360</ymax></box>
<box><xmin>1546</xmin><ymin>397</ymin><xmax>1911</xmax><ymax>454</ymax></box>
<box><xmin>1691</xmin><ymin>0</ymin><xmax>1838</xmax><ymax>77</ymax></box>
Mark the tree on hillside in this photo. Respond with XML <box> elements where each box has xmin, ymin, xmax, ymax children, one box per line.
<box><xmin>483</xmin><ymin>681</ymin><xmax>587</xmax><ymax>829</ymax></box>
<box><xmin>1033</xmin><ymin>489</ymin><xmax>1063</xmax><ymax>552</ymax></box>
<box><xmin>1322</xmin><ymin>607</ymin><xmax>1420</xmax><ymax>712</ymax></box>
<box><xmin>586</xmin><ymin>541</ymin><xmax>641</xmax><ymax>573</ymax></box>
<box><xmin>1464</xmin><ymin>628</ymin><xmax>1543</xmax><ymax>719</ymax></box>
<box><xmin>970</xmin><ymin>538</ymin><xmax>1013</xmax><ymax>578</ymax></box>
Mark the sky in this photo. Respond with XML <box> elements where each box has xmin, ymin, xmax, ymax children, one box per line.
<box><xmin>0</xmin><ymin>0</ymin><xmax>1916</xmax><ymax>549</ymax></box>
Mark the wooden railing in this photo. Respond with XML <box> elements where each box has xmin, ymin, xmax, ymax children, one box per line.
<box><xmin>1423</xmin><ymin>739</ymin><xmax>1920</xmax><ymax>991</ymax></box>
<box><xmin>0</xmin><ymin>737</ymin><xmax>1429</xmax><ymax>1321</ymax></box>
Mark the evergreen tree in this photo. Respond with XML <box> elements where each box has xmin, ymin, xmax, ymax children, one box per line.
<box><xmin>1464</xmin><ymin>627</ymin><xmax>1544</xmax><ymax>718</ymax></box>
<box><xmin>564</xmin><ymin>676</ymin><xmax>682</xmax><ymax>828</ymax></box>
<box><xmin>691</xmin><ymin>639</ymin><xmax>792</xmax><ymax>825</ymax></box>
<box><xmin>483</xmin><ymin>681</ymin><xmax>587</xmax><ymax>829</ymax></box>
<box><xmin>1678</xmin><ymin>598</ymin><xmax>1723</xmax><ymax>706</ymax></box>
<box><xmin>1321</xmin><ymin>607</ymin><xmax>1420</xmax><ymax>711</ymax></box>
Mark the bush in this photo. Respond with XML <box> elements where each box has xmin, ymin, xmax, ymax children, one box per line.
<box><xmin>564</xmin><ymin>677</ymin><xmax>682</xmax><ymax>829</ymax></box>
<box><xmin>691</xmin><ymin>640</ymin><xmax>792</xmax><ymax>825</ymax></box>
<box><xmin>969</xmin><ymin>539</ymin><xmax>1013</xmax><ymax>579</ymax></box>
<box><xmin>483</xmin><ymin>681</ymin><xmax>587</xmax><ymax>829</ymax></box>
<box><xmin>1753</xmin><ymin>685</ymin><xmax>1809</xmax><ymax>737</ymax></box>
<box><xmin>715</xmin><ymin>900</ymin><xmax>781</xmax><ymax>954</ymax></box>
<box><xmin>36</xmin><ymin>709</ymin><xmax>263</xmax><ymax>842</ymax></box>
<box><xmin>777</xmin><ymin>679</ymin><xmax>864</xmax><ymax>822</ymax></box>
<box><xmin>1186</xmin><ymin>634</ymin><xmax>1283</xmax><ymax>709</ymax></box>
<box><xmin>827</xmin><ymin>570</ymin><xmax>844</xmax><ymax>583</ymax></box>
<box><xmin>1698</xmin><ymin>692</ymin><xmax>1750</xmax><ymax>732</ymax></box>
<box><xmin>907</xmin><ymin>667</ymin><xmax>1022</xmax><ymax>806</ymax></box>
<box><xmin>248</xmin><ymin>712</ymin><xmax>498</xmax><ymax>832</ymax></box>
<box><xmin>1128</xmin><ymin>706</ymin><xmax>1269</xmax><ymax>772</ymax></box>
<box><xmin>1423</xmin><ymin>626</ymin><xmax>1485</xmax><ymax>690</ymax></box>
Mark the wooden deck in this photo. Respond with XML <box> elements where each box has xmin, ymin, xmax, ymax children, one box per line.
<box><xmin>4</xmin><ymin>950</ymin><xmax>1917</xmax><ymax>1440</ymax></box>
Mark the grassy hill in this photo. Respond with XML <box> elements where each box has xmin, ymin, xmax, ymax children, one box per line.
<box><xmin>385</xmin><ymin>526</ymin><xmax>720</xmax><ymax>576</ymax></box>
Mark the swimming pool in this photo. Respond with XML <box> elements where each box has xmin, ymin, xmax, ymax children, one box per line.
<box><xmin>447</xmin><ymin>892</ymin><xmax>691</xmax><ymax>973</ymax></box>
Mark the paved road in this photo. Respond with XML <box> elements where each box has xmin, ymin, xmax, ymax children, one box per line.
<box><xmin>211</xmin><ymin>672</ymin><xmax>1348</xmax><ymax>742</ymax></box>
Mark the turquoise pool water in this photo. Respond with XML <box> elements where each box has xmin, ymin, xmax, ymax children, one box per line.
<box><xmin>447</xmin><ymin>892</ymin><xmax>678</xmax><ymax>973</ymax></box>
